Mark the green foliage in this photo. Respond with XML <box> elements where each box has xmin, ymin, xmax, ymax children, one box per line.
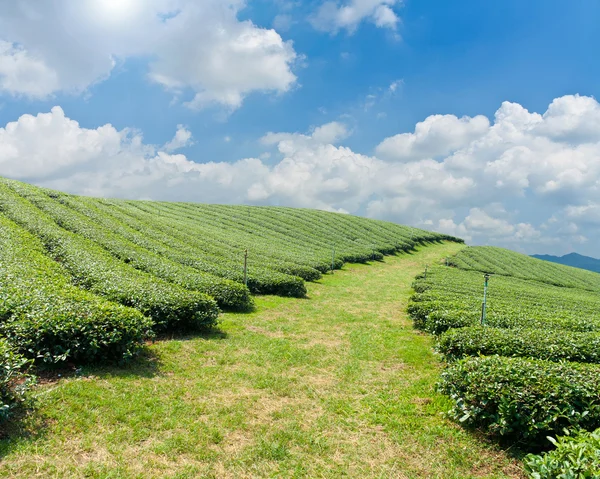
<box><xmin>2</xmin><ymin>296</ymin><xmax>153</xmax><ymax>364</ymax></box>
<box><xmin>0</xmin><ymin>180</ymin><xmax>219</xmax><ymax>332</ymax></box>
<box><xmin>0</xmin><ymin>338</ymin><xmax>33</xmax><ymax>422</ymax></box>
<box><xmin>0</xmin><ymin>242</ymin><xmax>522</xmax><ymax>479</ymax></box>
<box><xmin>115</xmin><ymin>197</ymin><xmax>455</xmax><ymax>283</ymax></box>
<box><xmin>450</xmin><ymin>246</ymin><xmax>600</xmax><ymax>292</ymax></box>
<box><xmin>411</xmin><ymin>251</ymin><xmax>600</xmax><ymax>455</ymax></box>
<box><xmin>0</xmin><ymin>175</ymin><xmax>460</xmax><ymax>368</ymax></box>
<box><xmin>438</xmin><ymin>326</ymin><xmax>600</xmax><ymax>363</ymax></box>
<box><xmin>410</xmin><ymin>267</ymin><xmax>600</xmax><ymax>335</ymax></box>
<box><xmin>81</xmin><ymin>199</ymin><xmax>312</xmax><ymax>297</ymax></box>
<box><xmin>32</xmin><ymin>192</ymin><xmax>253</xmax><ymax>311</ymax></box>
<box><xmin>524</xmin><ymin>428</ymin><xmax>600</xmax><ymax>478</ymax></box>
<box><xmin>0</xmin><ymin>213</ymin><xmax>153</xmax><ymax>363</ymax></box>
<box><xmin>438</xmin><ymin>356</ymin><xmax>600</xmax><ymax>448</ymax></box>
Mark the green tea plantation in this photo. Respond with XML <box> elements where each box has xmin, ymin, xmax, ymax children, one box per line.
<box><xmin>4</xmin><ymin>176</ymin><xmax>600</xmax><ymax>478</ymax></box>
<box><xmin>0</xmin><ymin>176</ymin><xmax>457</xmax><ymax>399</ymax></box>
<box><xmin>410</xmin><ymin>246</ymin><xmax>600</xmax><ymax>477</ymax></box>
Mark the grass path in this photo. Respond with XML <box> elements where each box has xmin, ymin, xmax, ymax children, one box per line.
<box><xmin>0</xmin><ymin>242</ymin><xmax>525</xmax><ymax>478</ymax></box>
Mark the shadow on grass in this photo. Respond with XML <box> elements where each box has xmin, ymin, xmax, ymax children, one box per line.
<box><xmin>152</xmin><ymin>325</ymin><xmax>229</xmax><ymax>343</ymax></box>
<box><xmin>461</xmin><ymin>425</ymin><xmax>535</xmax><ymax>461</ymax></box>
<box><xmin>25</xmin><ymin>341</ymin><xmax>168</xmax><ymax>385</ymax></box>
<box><xmin>0</xmin><ymin>325</ymin><xmax>231</xmax><ymax>450</ymax></box>
<box><xmin>0</xmin><ymin>404</ymin><xmax>49</xmax><ymax>452</ymax></box>
<box><xmin>221</xmin><ymin>303</ymin><xmax>257</xmax><ymax>315</ymax></box>
<box><xmin>80</xmin><ymin>347</ymin><xmax>164</xmax><ymax>380</ymax></box>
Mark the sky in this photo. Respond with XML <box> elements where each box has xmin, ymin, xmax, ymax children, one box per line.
<box><xmin>0</xmin><ymin>0</ymin><xmax>599</xmax><ymax>256</ymax></box>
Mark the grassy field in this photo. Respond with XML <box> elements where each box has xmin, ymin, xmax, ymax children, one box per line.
<box><xmin>0</xmin><ymin>242</ymin><xmax>525</xmax><ymax>479</ymax></box>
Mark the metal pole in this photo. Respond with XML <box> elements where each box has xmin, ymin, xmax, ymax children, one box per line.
<box><xmin>424</xmin><ymin>264</ymin><xmax>428</xmax><ymax>279</ymax></box>
<box><xmin>331</xmin><ymin>244</ymin><xmax>336</xmax><ymax>274</ymax></box>
<box><xmin>481</xmin><ymin>273</ymin><xmax>490</xmax><ymax>325</ymax></box>
<box><xmin>244</xmin><ymin>249</ymin><xmax>248</xmax><ymax>287</ymax></box>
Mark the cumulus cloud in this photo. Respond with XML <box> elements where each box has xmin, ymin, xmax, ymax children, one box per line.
<box><xmin>369</xmin><ymin>94</ymin><xmax>600</xmax><ymax>253</ymax></box>
<box><xmin>311</xmin><ymin>0</ymin><xmax>402</xmax><ymax>34</ymax></box>
<box><xmin>311</xmin><ymin>122</ymin><xmax>351</xmax><ymax>144</ymax></box>
<box><xmin>535</xmin><ymin>95</ymin><xmax>600</xmax><ymax>143</ymax></box>
<box><xmin>564</xmin><ymin>204</ymin><xmax>600</xmax><ymax>226</ymax></box>
<box><xmin>433</xmin><ymin>209</ymin><xmax>542</xmax><ymax>246</ymax></box>
<box><xmin>0</xmin><ymin>0</ymin><xmax>297</xmax><ymax>109</ymax></box>
<box><xmin>163</xmin><ymin>125</ymin><xmax>193</xmax><ymax>152</ymax></box>
<box><xmin>0</xmin><ymin>106</ymin><xmax>268</xmax><ymax>202</ymax></box>
<box><xmin>376</xmin><ymin>114</ymin><xmax>490</xmax><ymax>162</ymax></box>
<box><xmin>0</xmin><ymin>41</ymin><xmax>59</xmax><ymax>97</ymax></box>
<box><xmin>261</xmin><ymin>121</ymin><xmax>351</xmax><ymax>148</ymax></box>
<box><xmin>2</xmin><ymin>94</ymin><xmax>600</xmax><ymax>256</ymax></box>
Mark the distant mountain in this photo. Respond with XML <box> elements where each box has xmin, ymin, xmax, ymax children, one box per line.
<box><xmin>531</xmin><ymin>252</ymin><xmax>600</xmax><ymax>274</ymax></box>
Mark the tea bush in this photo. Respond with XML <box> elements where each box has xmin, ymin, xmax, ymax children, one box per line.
<box><xmin>0</xmin><ymin>181</ymin><xmax>219</xmax><ymax>332</ymax></box>
<box><xmin>438</xmin><ymin>326</ymin><xmax>600</xmax><ymax>363</ymax></box>
<box><xmin>0</xmin><ymin>338</ymin><xmax>33</xmax><ymax>422</ymax></box>
<box><xmin>29</xmin><ymin>191</ymin><xmax>253</xmax><ymax>311</ymax></box>
<box><xmin>524</xmin><ymin>428</ymin><xmax>600</xmax><ymax>478</ymax></box>
<box><xmin>0</xmin><ymin>175</ymin><xmax>459</xmax><ymax>366</ymax></box>
<box><xmin>409</xmin><ymin>267</ymin><xmax>600</xmax><ymax>335</ymax></box>
<box><xmin>439</xmin><ymin>356</ymin><xmax>600</xmax><ymax>448</ymax></box>
<box><xmin>0</xmin><ymin>213</ymin><xmax>152</xmax><ymax>363</ymax></box>
<box><xmin>450</xmin><ymin>246</ymin><xmax>600</xmax><ymax>292</ymax></box>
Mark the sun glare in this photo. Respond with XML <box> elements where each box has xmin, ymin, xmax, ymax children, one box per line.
<box><xmin>94</xmin><ymin>0</ymin><xmax>140</xmax><ymax>21</ymax></box>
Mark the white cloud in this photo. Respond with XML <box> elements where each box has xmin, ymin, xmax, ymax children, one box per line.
<box><xmin>434</xmin><ymin>209</ymin><xmax>541</xmax><ymax>246</ymax></box>
<box><xmin>564</xmin><ymin>204</ymin><xmax>600</xmax><ymax>226</ymax></box>
<box><xmin>261</xmin><ymin>121</ymin><xmax>350</xmax><ymax>148</ymax></box>
<box><xmin>3</xmin><ymin>94</ymin><xmax>600</xmax><ymax>256</ymax></box>
<box><xmin>534</xmin><ymin>94</ymin><xmax>600</xmax><ymax>143</ymax></box>
<box><xmin>153</xmin><ymin>2</ymin><xmax>298</xmax><ymax>111</ymax></box>
<box><xmin>311</xmin><ymin>122</ymin><xmax>351</xmax><ymax>144</ymax></box>
<box><xmin>0</xmin><ymin>107</ymin><xmax>125</xmax><ymax>179</ymax></box>
<box><xmin>440</xmin><ymin>204</ymin><xmax>537</xmax><ymax>242</ymax></box>
<box><xmin>463</xmin><ymin>208</ymin><xmax>518</xmax><ymax>236</ymax></box>
<box><xmin>0</xmin><ymin>41</ymin><xmax>59</xmax><ymax>98</ymax></box>
<box><xmin>435</xmin><ymin>218</ymin><xmax>471</xmax><ymax>242</ymax></box>
<box><xmin>0</xmin><ymin>106</ymin><xmax>269</xmax><ymax>202</ymax></box>
<box><xmin>373</xmin><ymin>4</ymin><xmax>398</xmax><ymax>29</ymax></box>
<box><xmin>0</xmin><ymin>1</ymin><xmax>298</xmax><ymax>110</ymax></box>
<box><xmin>310</xmin><ymin>0</ymin><xmax>402</xmax><ymax>34</ymax></box>
<box><xmin>376</xmin><ymin>114</ymin><xmax>490</xmax><ymax>162</ymax></box>
<box><xmin>163</xmin><ymin>125</ymin><xmax>193</xmax><ymax>152</ymax></box>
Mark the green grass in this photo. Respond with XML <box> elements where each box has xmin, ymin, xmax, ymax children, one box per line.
<box><xmin>0</xmin><ymin>242</ymin><xmax>524</xmax><ymax>478</ymax></box>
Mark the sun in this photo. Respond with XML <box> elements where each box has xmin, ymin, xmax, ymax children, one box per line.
<box><xmin>94</xmin><ymin>0</ymin><xmax>140</xmax><ymax>21</ymax></box>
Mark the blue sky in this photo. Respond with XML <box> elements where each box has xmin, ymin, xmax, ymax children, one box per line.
<box><xmin>0</xmin><ymin>0</ymin><xmax>599</xmax><ymax>255</ymax></box>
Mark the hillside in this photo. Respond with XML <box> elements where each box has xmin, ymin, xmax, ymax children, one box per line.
<box><xmin>412</xmin><ymin>245</ymin><xmax>600</xmax><ymax>474</ymax></box>
<box><xmin>449</xmin><ymin>245</ymin><xmax>600</xmax><ymax>291</ymax></box>
<box><xmin>6</xmin><ymin>177</ymin><xmax>599</xmax><ymax>477</ymax></box>
<box><xmin>0</xmin><ymin>176</ymin><xmax>461</xmax><ymax>365</ymax></box>
<box><xmin>531</xmin><ymin>252</ymin><xmax>600</xmax><ymax>274</ymax></box>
